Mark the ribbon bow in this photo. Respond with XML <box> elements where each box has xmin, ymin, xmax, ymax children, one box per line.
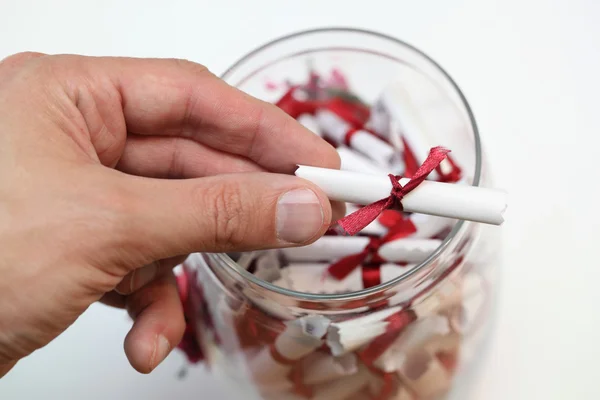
<box><xmin>327</xmin><ymin>216</ymin><xmax>417</xmax><ymax>288</ymax></box>
<box><xmin>337</xmin><ymin>146</ymin><xmax>451</xmax><ymax>236</ymax></box>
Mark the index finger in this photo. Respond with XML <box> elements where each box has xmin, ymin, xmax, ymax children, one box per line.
<box><xmin>80</xmin><ymin>56</ymin><xmax>341</xmax><ymax>173</ymax></box>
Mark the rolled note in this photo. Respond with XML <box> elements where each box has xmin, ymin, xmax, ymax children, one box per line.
<box><xmin>316</xmin><ymin>109</ymin><xmax>399</xmax><ymax>167</ymax></box>
<box><xmin>295</xmin><ymin>165</ymin><xmax>507</xmax><ymax>225</ymax></box>
<box><xmin>254</xmin><ymin>252</ymin><xmax>282</xmax><ymax>282</ymax></box>
<box><xmin>326</xmin><ymin>306</ymin><xmax>404</xmax><ymax>356</ymax></box>
<box><xmin>337</xmin><ymin>146</ymin><xmax>396</xmax><ymax>176</ymax></box>
<box><xmin>251</xmin><ymin>315</ymin><xmax>331</xmax><ymax>382</ymax></box>
<box><xmin>281</xmin><ymin>236</ymin><xmax>442</xmax><ymax>264</ymax></box>
<box><xmin>297</xmin><ymin>113</ymin><xmax>323</xmax><ymax>137</ymax></box>
<box><xmin>310</xmin><ymin>363</ymin><xmax>372</xmax><ymax>400</ymax></box>
<box><xmin>273</xmin><ymin>262</ymin><xmax>413</xmax><ymax>294</ymax></box>
<box><xmin>373</xmin><ymin>315</ymin><xmax>450</xmax><ymax>373</ymax></box>
<box><xmin>258</xmin><ymin>352</ymin><xmax>358</xmax><ymax>394</ymax></box>
<box><xmin>301</xmin><ymin>352</ymin><xmax>358</xmax><ymax>385</ymax></box>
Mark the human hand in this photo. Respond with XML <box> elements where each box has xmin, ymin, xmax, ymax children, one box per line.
<box><xmin>0</xmin><ymin>52</ymin><xmax>343</xmax><ymax>376</ymax></box>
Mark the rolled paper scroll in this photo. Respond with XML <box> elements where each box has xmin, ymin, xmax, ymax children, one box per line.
<box><xmin>365</xmin><ymin>97</ymin><xmax>392</xmax><ymax>138</ymax></box>
<box><xmin>424</xmin><ymin>332</ymin><xmax>461</xmax><ymax>355</ymax></box>
<box><xmin>302</xmin><ymin>352</ymin><xmax>359</xmax><ymax>385</ymax></box>
<box><xmin>396</xmin><ymin>349</ymin><xmax>452</xmax><ymax>398</ymax></box>
<box><xmin>310</xmin><ymin>363</ymin><xmax>372</xmax><ymax>400</ymax></box>
<box><xmin>295</xmin><ymin>165</ymin><xmax>507</xmax><ymax>225</ymax></box>
<box><xmin>237</xmin><ymin>251</ymin><xmax>264</xmax><ymax>269</ymax></box>
<box><xmin>260</xmin><ymin>352</ymin><xmax>358</xmax><ymax>393</ymax></box>
<box><xmin>379</xmin><ymin>81</ymin><xmax>459</xmax><ymax>180</ymax></box>
<box><xmin>281</xmin><ymin>236</ymin><xmax>442</xmax><ymax>264</ymax></box>
<box><xmin>251</xmin><ymin>315</ymin><xmax>331</xmax><ymax>382</ymax></box>
<box><xmin>297</xmin><ymin>113</ymin><xmax>323</xmax><ymax>137</ymax></box>
<box><xmin>273</xmin><ymin>263</ymin><xmax>411</xmax><ymax>294</ymax></box>
<box><xmin>316</xmin><ymin>109</ymin><xmax>399</xmax><ymax>167</ymax></box>
<box><xmin>326</xmin><ymin>306</ymin><xmax>404</xmax><ymax>356</ymax></box>
<box><xmin>409</xmin><ymin>213</ymin><xmax>455</xmax><ymax>239</ymax></box>
<box><xmin>373</xmin><ymin>315</ymin><xmax>450</xmax><ymax>373</ymax></box>
<box><xmin>254</xmin><ymin>252</ymin><xmax>282</xmax><ymax>282</ymax></box>
<box><xmin>337</xmin><ymin>146</ymin><xmax>396</xmax><ymax>176</ymax></box>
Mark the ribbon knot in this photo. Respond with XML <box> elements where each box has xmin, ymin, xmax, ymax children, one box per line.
<box><xmin>364</xmin><ymin>237</ymin><xmax>384</xmax><ymax>261</ymax></box>
<box><xmin>388</xmin><ymin>175</ymin><xmax>406</xmax><ymax>206</ymax></box>
<box><xmin>327</xmin><ymin>216</ymin><xmax>418</xmax><ymax>288</ymax></box>
<box><xmin>336</xmin><ymin>146</ymin><xmax>450</xmax><ymax>236</ymax></box>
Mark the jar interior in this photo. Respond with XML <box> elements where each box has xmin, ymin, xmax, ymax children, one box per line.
<box><xmin>217</xmin><ymin>29</ymin><xmax>481</xmax><ymax>300</ymax></box>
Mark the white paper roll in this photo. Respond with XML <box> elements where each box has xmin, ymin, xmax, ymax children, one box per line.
<box><xmin>365</xmin><ymin>97</ymin><xmax>391</xmax><ymax>138</ymax></box>
<box><xmin>310</xmin><ymin>364</ymin><xmax>372</xmax><ymax>400</ymax></box>
<box><xmin>251</xmin><ymin>315</ymin><xmax>330</xmax><ymax>382</ymax></box>
<box><xmin>379</xmin><ymin>238</ymin><xmax>442</xmax><ymax>264</ymax></box>
<box><xmin>397</xmin><ymin>351</ymin><xmax>452</xmax><ymax>398</ymax></box>
<box><xmin>302</xmin><ymin>352</ymin><xmax>358</xmax><ymax>385</ymax></box>
<box><xmin>295</xmin><ymin>165</ymin><xmax>507</xmax><ymax>225</ymax></box>
<box><xmin>297</xmin><ymin>113</ymin><xmax>322</xmax><ymax>137</ymax></box>
<box><xmin>350</xmin><ymin>131</ymin><xmax>399</xmax><ymax>167</ymax></box>
<box><xmin>281</xmin><ymin>236</ymin><xmax>369</xmax><ymax>262</ymax></box>
<box><xmin>274</xmin><ymin>262</ymin><xmax>412</xmax><ymax>294</ymax></box>
<box><xmin>254</xmin><ymin>252</ymin><xmax>282</xmax><ymax>282</ymax></box>
<box><xmin>409</xmin><ymin>213</ymin><xmax>455</xmax><ymax>239</ymax></box>
<box><xmin>259</xmin><ymin>352</ymin><xmax>358</xmax><ymax>394</ymax></box>
<box><xmin>337</xmin><ymin>146</ymin><xmax>392</xmax><ymax>176</ymax></box>
<box><xmin>281</xmin><ymin>236</ymin><xmax>442</xmax><ymax>264</ymax></box>
<box><xmin>316</xmin><ymin>110</ymin><xmax>399</xmax><ymax>166</ymax></box>
<box><xmin>315</xmin><ymin>109</ymin><xmax>350</xmax><ymax>141</ymax></box>
<box><xmin>326</xmin><ymin>306</ymin><xmax>403</xmax><ymax>356</ymax></box>
<box><xmin>373</xmin><ymin>315</ymin><xmax>450</xmax><ymax>373</ymax></box>
<box><xmin>237</xmin><ymin>251</ymin><xmax>263</xmax><ymax>269</ymax></box>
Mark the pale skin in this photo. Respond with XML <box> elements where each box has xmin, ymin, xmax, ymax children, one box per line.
<box><xmin>0</xmin><ymin>52</ymin><xmax>344</xmax><ymax>377</ymax></box>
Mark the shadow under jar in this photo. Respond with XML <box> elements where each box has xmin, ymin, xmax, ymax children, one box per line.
<box><xmin>178</xmin><ymin>28</ymin><xmax>502</xmax><ymax>400</ymax></box>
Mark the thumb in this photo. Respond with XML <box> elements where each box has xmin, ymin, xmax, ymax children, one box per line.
<box><xmin>117</xmin><ymin>172</ymin><xmax>339</xmax><ymax>261</ymax></box>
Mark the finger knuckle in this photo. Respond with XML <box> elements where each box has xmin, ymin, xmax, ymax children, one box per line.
<box><xmin>200</xmin><ymin>182</ymin><xmax>250</xmax><ymax>249</ymax></box>
<box><xmin>168</xmin><ymin>58</ymin><xmax>210</xmax><ymax>76</ymax></box>
<box><xmin>0</xmin><ymin>51</ymin><xmax>44</xmax><ymax>67</ymax></box>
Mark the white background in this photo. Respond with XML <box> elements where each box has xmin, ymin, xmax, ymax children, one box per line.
<box><xmin>1</xmin><ymin>0</ymin><xmax>599</xmax><ymax>399</ymax></box>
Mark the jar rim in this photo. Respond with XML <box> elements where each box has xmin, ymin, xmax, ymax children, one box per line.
<box><xmin>212</xmin><ymin>26</ymin><xmax>482</xmax><ymax>301</ymax></box>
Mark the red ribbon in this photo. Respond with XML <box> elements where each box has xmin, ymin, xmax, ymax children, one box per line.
<box><xmin>275</xmin><ymin>86</ymin><xmax>321</xmax><ymax>118</ymax></box>
<box><xmin>371</xmin><ymin>371</ymin><xmax>398</xmax><ymax>400</ymax></box>
<box><xmin>327</xmin><ymin>97</ymin><xmax>371</xmax><ymax>127</ymax></box>
<box><xmin>344</xmin><ymin>127</ymin><xmax>361</xmax><ymax>147</ymax></box>
<box><xmin>287</xmin><ymin>365</ymin><xmax>313</xmax><ymax>398</ymax></box>
<box><xmin>337</xmin><ymin>146</ymin><xmax>450</xmax><ymax>236</ymax></box>
<box><xmin>327</xmin><ymin>217</ymin><xmax>417</xmax><ymax>287</ymax></box>
<box><xmin>269</xmin><ymin>343</ymin><xmax>296</xmax><ymax>365</ymax></box>
<box><xmin>175</xmin><ymin>269</ymin><xmax>205</xmax><ymax>364</ymax></box>
<box><xmin>436</xmin><ymin>152</ymin><xmax>463</xmax><ymax>183</ymax></box>
<box><xmin>401</xmin><ymin>137</ymin><xmax>420</xmax><ymax>178</ymax></box>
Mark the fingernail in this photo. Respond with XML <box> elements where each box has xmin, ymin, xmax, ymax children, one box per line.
<box><xmin>131</xmin><ymin>262</ymin><xmax>158</xmax><ymax>292</ymax></box>
<box><xmin>276</xmin><ymin>188</ymin><xmax>324</xmax><ymax>243</ymax></box>
<box><xmin>154</xmin><ymin>335</ymin><xmax>171</xmax><ymax>367</ymax></box>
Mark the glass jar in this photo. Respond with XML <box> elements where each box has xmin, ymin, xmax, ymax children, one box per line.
<box><xmin>178</xmin><ymin>28</ymin><xmax>501</xmax><ymax>400</ymax></box>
